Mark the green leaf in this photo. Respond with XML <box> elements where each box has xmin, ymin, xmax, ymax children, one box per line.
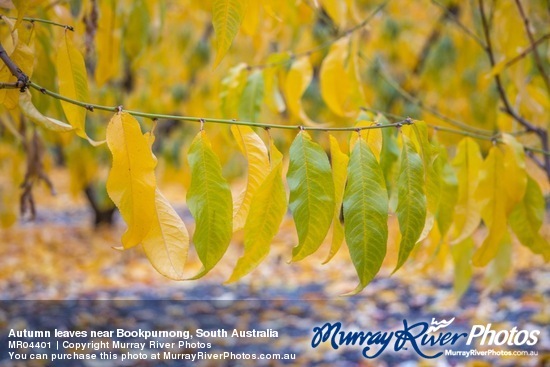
<box><xmin>186</xmin><ymin>131</ymin><xmax>233</xmax><ymax>279</ymax></box>
<box><xmin>238</xmin><ymin>70</ymin><xmax>264</xmax><ymax>122</ymax></box>
<box><xmin>227</xmin><ymin>160</ymin><xmax>286</xmax><ymax>282</ymax></box>
<box><xmin>509</xmin><ymin>176</ymin><xmax>550</xmax><ymax>261</ymax></box>
<box><xmin>394</xmin><ymin>135</ymin><xmax>426</xmax><ymax>272</ymax></box>
<box><xmin>287</xmin><ymin>131</ymin><xmax>335</xmax><ymax>261</ymax></box>
<box><xmin>212</xmin><ymin>0</ymin><xmax>246</xmax><ymax>67</ymax></box>
<box><xmin>343</xmin><ymin>138</ymin><xmax>388</xmax><ymax>294</ymax></box>
<box><xmin>124</xmin><ymin>0</ymin><xmax>150</xmax><ymax>57</ymax></box>
<box><xmin>323</xmin><ymin>135</ymin><xmax>349</xmax><ymax>263</ymax></box>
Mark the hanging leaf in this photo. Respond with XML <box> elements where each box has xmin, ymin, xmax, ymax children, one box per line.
<box><xmin>106</xmin><ymin>112</ymin><xmax>157</xmax><ymax>248</ymax></box>
<box><xmin>284</xmin><ymin>57</ymin><xmax>315</xmax><ymax>125</ymax></box>
<box><xmin>324</xmin><ymin>135</ymin><xmax>349</xmax><ymax>263</ymax></box>
<box><xmin>343</xmin><ymin>138</ymin><xmax>388</xmax><ymax>294</ymax></box>
<box><xmin>320</xmin><ymin>38</ymin><xmax>362</xmax><ymax>116</ymax></box>
<box><xmin>451</xmin><ymin>238</ymin><xmax>475</xmax><ymax>299</ymax></box>
<box><xmin>212</xmin><ymin>0</ymin><xmax>247</xmax><ymax>67</ymax></box>
<box><xmin>451</xmin><ymin>138</ymin><xmax>482</xmax><ymax>244</ymax></box>
<box><xmin>263</xmin><ymin>53</ymin><xmax>288</xmax><ymax>113</ymax></box>
<box><xmin>319</xmin><ymin>0</ymin><xmax>347</xmax><ymax>27</ymax></box>
<box><xmin>56</xmin><ymin>30</ymin><xmax>103</xmax><ymax>145</ymax></box>
<box><xmin>231</xmin><ymin>125</ymin><xmax>270</xmax><ymax>231</ymax></box>
<box><xmin>124</xmin><ymin>0</ymin><xmax>150</xmax><ymax>57</ymax></box>
<box><xmin>238</xmin><ymin>70</ymin><xmax>264</xmax><ymax>122</ymax></box>
<box><xmin>394</xmin><ymin>135</ymin><xmax>426</xmax><ymax>272</ymax></box>
<box><xmin>96</xmin><ymin>0</ymin><xmax>121</xmax><ymax>86</ymax></box>
<box><xmin>435</xmin><ymin>147</ymin><xmax>458</xmax><ymax>238</ymax></box>
<box><xmin>186</xmin><ymin>131</ymin><xmax>233</xmax><ymax>279</ymax></box>
<box><xmin>142</xmin><ymin>189</ymin><xmax>189</xmax><ymax>280</ymax></box>
<box><xmin>220</xmin><ymin>63</ymin><xmax>247</xmax><ymax>118</ymax></box>
<box><xmin>287</xmin><ymin>131</ymin><xmax>335</xmax><ymax>261</ymax></box>
<box><xmin>12</xmin><ymin>0</ymin><xmax>28</xmax><ymax>29</ymax></box>
<box><xmin>227</xmin><ymin>153</ymin><xmax>286</xmax><ymax>282</ymax></box>
<box><xmin>472</xmin><ymin>145</ymin><xmax>507</xmax><ymax>266</ymax></box>
<box><xmin>509</xmin><ymin>176</ymin><xmax>550</xmax><ymax>261</ymax></box>
<box><xmin>19</xmin><ymin>91</ymin><xmax>74</xmax><ymax>132</ymax></box>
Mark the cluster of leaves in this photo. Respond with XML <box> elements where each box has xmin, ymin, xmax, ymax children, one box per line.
<box><xmin>0</xmin><ymin>0</ymin><xmax>548</xmax><ymax>293</ymax></box>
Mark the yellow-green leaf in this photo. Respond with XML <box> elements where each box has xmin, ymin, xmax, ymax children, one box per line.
<box><xmin>324</xmin><ymin>135</ymin><xmax>349</xmax><ymax>263</ymax></box>
<box><xmin>343</xmin><ymin>138</ymin><xmax>388</xmax><ymax>294</ymax></box>
<box><xmin>451</xmin><ymin>238</ymin><xmax>474</xmax><ymax>299</ymax></box>
<box><xmin>284</xmin><ymin>57</ymin><xmax>314</xmax><ymax>124</ymax></box>
<box><xmin>18</xmin><ymin>91</ymin><xmax>74</xmax><ymax>132</ymax></box>
<box><xmin>394</xmin><ymin>135</ymin><xmax>426</xmax><ymax>272</ymax></box>
<box><xmin>12</xmin><ymin>0</ymin><xmax>28</xmax><ymax>29</ymax></box>
<box><xmin>238</xmin><ymin>70</ymin><xmax>264</xmax><ymax>122</ymax></box>
<box><xmin>106</xmin><ymin>112</ymin><xmax>157</xmax><ymax>248</ymax></box>
<box><xmin>509</xmin><ymin>176</ymin><xmax>550</xmax><ymax>261</ymax></box>
<box><xmin>220</xmin><ymin>63</ymin><xmax>247</xmax><ymax>118</ymax></box>
<box><xmin>212</xmin><ymin>0</ymin><xmax>246</xmax><ymax>67</ymax></box>
<box><xmin>287</xmin><ymin>131</ymin><xmax>335</xmax><ymax>261</ymax></box>
<box><xmin>472</xmin><ymin>145</ymin><xmax>507</xmax><ymax>266</ymax></box>
<box><xmin>451</xmin><ymin>138</ymin><xmax>482</xmax><ymax>244</ymax></box>
<box><xmin>227</xmin><ymin>160</ymin><xmax>286</xmax><ymax>282</ymax></box>
<box><xmin>186</xmin><ymin>131</ymin><xmax>233</xmax><ymax>279</ymax></box>
<box><xmin>124</xmin><ymin>0</ymin><xmax>149</xmax><ymax>57</ymax></box>
<box><xmin>142</xmin><ymin>189</ymin><xmax>189</xmax><ymax>280</ymax></box>
<box><xmin>231</xmin><ymin>125</ymin><xmax>270</xmax><ymax>231</ymax></box>
<box><xmin>56</xmin><ymin>30</ymin><xmax>102</xmax><ymax>145</ymax></box>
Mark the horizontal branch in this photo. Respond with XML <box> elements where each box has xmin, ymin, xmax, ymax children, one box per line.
<box><xmin>28</xmin><ymin>81</ymin><xmax>412</xmax><ymax>132</ymax></box>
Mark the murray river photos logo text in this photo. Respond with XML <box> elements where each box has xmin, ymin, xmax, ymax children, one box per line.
<box><xmin>311</xmin><ymin>318</ymin><xmax>540</xmax><ymax>359</ymax></box>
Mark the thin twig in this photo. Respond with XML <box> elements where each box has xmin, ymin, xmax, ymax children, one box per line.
<box><xmin>478</xmin><ymin>0</ymin><xmax>550</xmax><ymax>179</ymax></box>
<box><xmin>513</xmin><ymin>0</ymin><xmax>550</xmax><ymax>94</ymax></box>
<box><xmin>3</xmin><ymin>15</ymin><xmax>74</xmax><ymax>31</ymax></box>
<box><xmin>28</xmin><ymin>81</ymin><xmax>412</xmax><ymax>132</ymax></box>
<box><xmin>247</xmin><ymin>1</ymin><xmax>389</xmax><ymax>70</ymax></box>
<box><xmin>430</xmin><ymin>0</ymin><xmax>486</xmax><ymax>48</ymax></box>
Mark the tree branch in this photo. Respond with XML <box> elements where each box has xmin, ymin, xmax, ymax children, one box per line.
<box><xmin>0</xmin><ymin>42</ymin><xmax>29</xmax><ymax>91</ymax></box>
<box><xmin>478</xmin><ymin>0</ymin><xmax>550</xmax><ymax>179</ymax></box>
<box><xmin>513</xmin><ymin>0</ymin><xmax>550</xmax><ymax>94</ymax></box>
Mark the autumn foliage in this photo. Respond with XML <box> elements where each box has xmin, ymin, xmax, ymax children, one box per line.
<box><xmin>0</xmin><ymin>0</ymin><xmax>548</xmax><ymax>294</ymax></box>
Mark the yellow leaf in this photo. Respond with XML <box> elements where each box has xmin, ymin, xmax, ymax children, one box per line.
<box><xmin>320</xmin><ymin>0</ymin><xmax>346</xmax><ymax>27</ymax></box>
<box><xmin>472</xmin><ymin>145</ymin><xmax>507</xmax><ymax>266</ymax></box>
<box><xmin>142</xmin><ymin>189</ymin><xmax>189</xmax><ymax>280</ymax></box>
<box><xmin>12</xmin><ymin>0</ymin><xmax>28</xmax><ymax>29</ymax></box>
<box><xmin>501</xmin><ymin>134</ymin><xmax>527</xmax><ymax>209</ymax></box>
<box><xmin>262</xmin><ymin>52</ymin><xmax>288</xmax><ymax>113</ymax></box>
<box><xmin>212</xmin><ymin>0</ymin><xmax>247</xmax><ymax>67</ymax></box>
<box><xmin>95</xmin><ymin>0</ymin><xmax>121</xmax><ymax>86</ymax></box>
<box><xmin>220</xmin><ymin>63</ymin><xmax>247</xmax><ymax>118</ymax></box>
<box><xmin>106</xmin><ymin>112</ymin><xmax>157</xmax><ymax>249</ymax></box>
<box><xmin>350</xmin><ymin>123</ymin><xmax>383</xmax><ymax>161</ymax></box>
<box><xmin>18</xmin><ymin>91</ymin><xmax>74</xmax><ymax>132</ymax></box>
<box><xmin>451</xmin><ymin>138</ymin><xmax>482</xmax><ymax>244</ymax></box>
<box><xmin>231</xmin><ymin>125</ymin><xmax>271</xmax><ymax>231</ymax></box>
<box><xmin>324</xmin><ymin>135</ymin><xmax>349</xmax><ymax>264</ymax></box>
<box><xmin>56</xmin><ymin>30</ymin><xmax>103</xmax><ymax>145</ymax></box>
<box><xmin>284</xmin><ymin>57</ymin><xmax>316</xmax><ymax>125</ymax></box>
<box><xmin>320</xmin><ymin>38</ymin><xmax>361</xmax><ymax>117</ymax></box>
<box><xmin>241</xmin><ymin>0</ymin><xmax>260</xmax><ymax>35</ymax></box>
